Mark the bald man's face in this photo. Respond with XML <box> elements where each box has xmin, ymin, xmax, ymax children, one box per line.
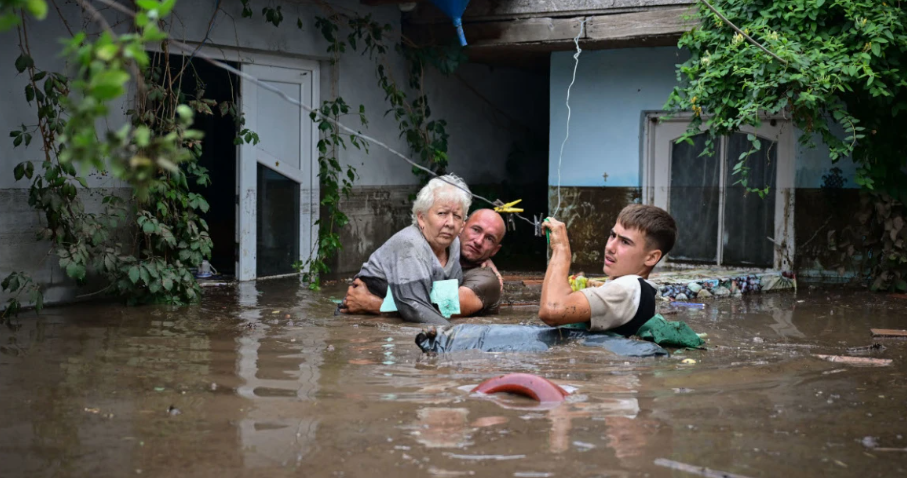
<box><xmin>460</xmin><ymin>210</ymin><xmax>505</xmax><ymax>265</ymax></box>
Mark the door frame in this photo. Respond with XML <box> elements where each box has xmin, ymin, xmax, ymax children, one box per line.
<box><xmin>238</xmin><ymin>60</ymin><xmax>320</xmax><ymax>281</ymax></box>
<box><xmin>142</xmin><ymin>43</ymin><xmax>323</xmax><ymax>281</ymax></box>
<box><xmin>641</xmin><ymin>112</ymin><xmax>796</xmax><ymax>270</ymax></box>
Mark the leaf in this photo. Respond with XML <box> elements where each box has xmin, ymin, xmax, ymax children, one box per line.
<box><xmin>14</xmin><ymin>163</ymin><xmax>24</xmax><ymax>180</ymax></box>
<box><xmin>162</xmin><ymin>277</ymin><xmax>173</xmax><ymax>291</ymax></box>
<box><xmin>24</xmin><ymin>84</ymin><xmax>34</xmax><ymax>102</ymax></box>
<box><xmin>128</xmin><ymin>266</ymin><xmax>140</xmax><ymax>284</ymax></box>
<box><xmin>15</xmin><ymin>54</ymin><xmax>33</xmax><ymax>73</ymax></box>
<box><xmin>65</xmin><ymin>262</ymin><xmax>86</xmax><ymax>281</ymax></box>
<box><xmin>89</xmin><ymin>70</ymin><xmax>130</xmax><ymax>101</ymax></box>
<box><xmin>26</xmin><ymin>0</ymin><xmax>48</xmax><ymax>20</ymax></box>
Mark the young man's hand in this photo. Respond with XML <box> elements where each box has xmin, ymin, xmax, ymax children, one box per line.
<box><xmin>339</xmin><ymin>278</ymin><xmax>382</xmax><ymax>315</ymax></box>
<box><xmin>542</xmin><ymin>217</ymin><xmax>569</xmax><ymax>249</ymax></box>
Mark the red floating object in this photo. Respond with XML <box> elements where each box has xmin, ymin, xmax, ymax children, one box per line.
<box><xmin>471</xmin><ymin>373</ymin><xmax>569</xmax><ymax>403</ymax></box>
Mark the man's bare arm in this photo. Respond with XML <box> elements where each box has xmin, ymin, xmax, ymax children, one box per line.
<box><xmin>538</xmin><ymin>218</ymin><xmax>592</xmax><ymax>326</ymax></box>
<box><xmin>454</xmin><ymin>287</ymin><xmax>484</xmax><ymax>317</ymax></box>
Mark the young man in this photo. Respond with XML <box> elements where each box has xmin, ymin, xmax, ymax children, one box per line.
<box><xmin>538</xmin><ymin>204</ymin><xmax>677</xmax><ymax>336</ymax></box>
<box><xmin>340</xmin><ymin>209</ymin><xmax>506</xmax><ymax>317</ymax></box>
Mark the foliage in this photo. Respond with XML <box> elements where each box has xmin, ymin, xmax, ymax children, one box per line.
<box><xmin>666</xmin><ymin>0</ymin><xmax>907</xmax><ymax>194</ymax></box>
<box><xmin>1</xmin><ymin>0</ymin><xmax>235</xmax><ymax>320</ymax></box>
<box><xmin>666</xmin><ymin>0</ymin><xmax>907</xmax><ymax>288</ymax></box>
<box><xmin>0</xmin><ymin>0</ymin><xmax>46</xmax><ymax>31</ymax></box>
<box><xmin>313</xmin><ymin>13</ymin><xmax>464</xmax><ymax>184</ymax></box>
<box><xmin>293</xmin><ymin>98</ymin><xmax>367</xmax><ymax>287</ymax></box>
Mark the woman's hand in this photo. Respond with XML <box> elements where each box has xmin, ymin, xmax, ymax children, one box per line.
<box><xmin>339</xmin><ymin>278</ymin><xmax>382</xmax><ymax>315</ymax></box>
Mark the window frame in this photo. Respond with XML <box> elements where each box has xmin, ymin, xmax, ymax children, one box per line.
<box><xmin>641</xmin><ymin>112</ymin><xmax>796</xmax><ymax>270</ymax></box>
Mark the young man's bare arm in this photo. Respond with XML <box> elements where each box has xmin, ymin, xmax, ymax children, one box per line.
<box><xmin>538</xmin><ymin>218</ymin><xmax>592</xmax><ymax>326</ymax></box>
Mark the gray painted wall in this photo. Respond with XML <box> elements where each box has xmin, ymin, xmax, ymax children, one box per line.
<box><xmin>548</xmin><ymin>46</ymin><xmax>859</xmax><ymax>189</ymax></box>
<box><xmin>0</xmin><ymin>0</ymin><xmax>547</xmax><ymax>308</ymax></box>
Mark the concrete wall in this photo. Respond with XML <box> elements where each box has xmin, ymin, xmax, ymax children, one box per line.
<box><xmin>0</xmin><ymin>0</ymin><xmax>547</xmax><ymax>308</ymax></box>
<box><xmin>549</xmin><ymin>46</ymin><xmax>860</xmax><ymax>272</ymax></box>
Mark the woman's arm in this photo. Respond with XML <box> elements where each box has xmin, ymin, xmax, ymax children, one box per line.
<box><xmin>387</xmin><ymin>245</ymin><xmax>451</xmax><ymax>325</ymax></box>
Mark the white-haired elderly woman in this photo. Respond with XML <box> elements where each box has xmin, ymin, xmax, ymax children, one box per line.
<box><xmin>342</xmin><ymin>174</ymin><xmax>472</xmax><ymax>325</ymax></box>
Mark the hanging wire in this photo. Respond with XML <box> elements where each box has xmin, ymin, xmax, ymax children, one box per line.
<box><xmin>552</xmin><ymin>19</ymin><xmax>585</xmax><ymax>218</ymax></box>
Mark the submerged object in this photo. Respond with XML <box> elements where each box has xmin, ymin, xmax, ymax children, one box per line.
<box><xmin>414</xmin><ymin>324</ymin><xmax>667</xmax><ymax>357</ymax></box>
<box><xmin>427</xmin><ymin>0</ymin><xmax>471</xmax><ymax>46</ymax></box>
<box><xmin>471</xmin><ymin>373</ymin><xmax>569</xmax><ymax>403</ymax></box>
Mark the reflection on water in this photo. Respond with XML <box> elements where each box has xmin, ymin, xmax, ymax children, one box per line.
<box><xmin>235</xmin><ymin>281</ymin><xmax>327</xmax><ymax>468</ymax></box>
<box><xmin>1</xmin><ymin>282</ymin><xmax>907</xmax><ymax>478</ymax></box>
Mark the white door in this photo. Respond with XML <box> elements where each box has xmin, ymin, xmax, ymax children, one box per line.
<box><xmin>643</xmin><ymin>114</ymin><xmax>795</xmax><ymax>269</ymax></box>
<box><xmin>237</xmin><ymin>62</ymin><xmax>320</xmax><ymax>281</ymax></box>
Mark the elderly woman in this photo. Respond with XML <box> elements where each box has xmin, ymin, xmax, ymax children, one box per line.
<box><xmin>343</xmin><ymin>174</ymin><xmax>472</xmax><ymax>325</ymax></box>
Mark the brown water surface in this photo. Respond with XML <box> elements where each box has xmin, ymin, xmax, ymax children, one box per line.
<box><xmin>1</xmin><ymin>280</ymin><xmax>906</xmax><ymax>477</ymax></box>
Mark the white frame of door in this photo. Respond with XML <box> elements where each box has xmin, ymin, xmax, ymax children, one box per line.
<box><xmin>239</xmin><ymin>60</ymin><xmax>320</xmax><ymax>282</ymax></box>
<box><xmin>145</xmin><ymin>42</ymin><xmax>321</xmax><ymax>281</ymax></box>
<box><xmin>641</xmin><ymin>112</ymin><xmax>796</xmax><ymax>270</ymax></box>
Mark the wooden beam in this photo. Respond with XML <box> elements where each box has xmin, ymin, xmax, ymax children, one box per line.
<box><xmin>407</xmin><ymin>0</ymin><xmax>695</xmax><ymax>24</ymax></box>
<box><xmin>362</xmin><ymin>0</ymin><xmax>423</xmax><ymax>5</ymax></box>
<box><xmin>404</xmin><ymin>6</ymin><xmax>696</xmax><ymax>48</ymax></box>
<box><xmin>586</xmin><ymin>6</ymin><xmax>697</xmax><ymax>41</ymax></box>
<box><xmin>871</xmin><ymin>328</ymin><xmax>907</xmax><ymax>338</ymax></box>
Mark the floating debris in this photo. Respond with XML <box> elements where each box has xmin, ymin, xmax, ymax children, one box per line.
<box><xmin>813</xmin><ymin>355</ymin><xmax>892</xmax><ymax>366</ymax></box>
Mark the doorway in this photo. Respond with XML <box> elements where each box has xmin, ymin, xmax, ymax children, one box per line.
<box><xmin>152</xmin><ymin>53</ymin><xmax>239</xmax><ymax>277</ymax></box>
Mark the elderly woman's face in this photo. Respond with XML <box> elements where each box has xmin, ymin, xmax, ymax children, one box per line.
<box><xmin>418</xmin><ymin>200</ymin><xmax>465</xmax><ymax>251</ymax></box>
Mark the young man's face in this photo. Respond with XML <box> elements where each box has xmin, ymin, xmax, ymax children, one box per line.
<box><xmin>603</xmin><ymin>221</ymin><xmax>663</xmax><ymax>278</ymax></box>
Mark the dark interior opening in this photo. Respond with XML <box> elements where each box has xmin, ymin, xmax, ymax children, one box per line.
<box><xmin>153</xmin><ymin>53</ymin><xmax>239</xmax><ymax>276</ymax></box>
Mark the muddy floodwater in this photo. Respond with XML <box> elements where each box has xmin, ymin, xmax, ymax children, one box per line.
<box><xmin>2</xmin><ymin>280</ymin><xmax>907</xmax><ymax>478</ymax></box>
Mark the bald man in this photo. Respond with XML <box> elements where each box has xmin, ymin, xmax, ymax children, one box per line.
<box><xmin>341</xmin><ymin>209</ymin><xmax>506</xmax><ymax>317</ymax></box>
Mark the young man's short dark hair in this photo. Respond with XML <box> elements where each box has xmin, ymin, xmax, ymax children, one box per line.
<box><xmin>617</xmin><ymin>204</ymin><xmax>677</xmax><ymax>258</ymax></box>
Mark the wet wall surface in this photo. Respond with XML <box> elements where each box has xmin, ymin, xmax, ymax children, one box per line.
<box><xmin>1</xmin><ymin>280</ymin><xmax>906</xmax><ymax>478</ymax></box>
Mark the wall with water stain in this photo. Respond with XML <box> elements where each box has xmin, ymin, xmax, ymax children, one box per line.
<box><xmin>0</xmin><ymin>0</ymin><xmax>548</xmax><ymax>307</ymax></box>
<box><xmin>547</xmin><ymin>186</ymin><xmax>642</xmax><ymax>271</ymax></box>
<box><xmin>793</xmin><ymin>188</ymin><xmax>865</xmax><ymax>283</ymax></box>
<box><xmin>549</xmin><ymin>46</ymin><xmax>864</xmax><ymax>278</ymax></box>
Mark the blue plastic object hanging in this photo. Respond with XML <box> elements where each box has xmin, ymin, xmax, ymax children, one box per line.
<box><xmin>427</xmin><ymin>0</ymin><xmax>471</xmax><ymax>46</ymax></box>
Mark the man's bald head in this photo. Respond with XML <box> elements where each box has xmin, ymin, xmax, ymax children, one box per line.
<box><xmin>459</xmin><ymin>209</ymin><xmax>506</xmax><ymax>266</ymax></box>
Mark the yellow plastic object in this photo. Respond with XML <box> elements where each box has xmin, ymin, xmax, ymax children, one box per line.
<box><xmin>569</xmin><ymin>274</ymin><xmax>588</xmax><ymax>291</ymax></box>
<box><xmin>681</xmin><ymin>358</ymin><xmax>697</xmax><ymax>364</ymax></box>
<box><xmin>494</xmin><ymin>199</ymin><xmax>524</xmax><ymax>213</ymax></box>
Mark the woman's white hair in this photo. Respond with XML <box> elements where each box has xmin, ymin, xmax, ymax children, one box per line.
<box><xmin>411</xmin><ymin>174</ymin><xmax>472</xmax><ymax>225</ymax></box>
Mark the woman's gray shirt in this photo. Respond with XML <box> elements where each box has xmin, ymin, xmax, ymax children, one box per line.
<box><xmin>356</xmin><ymin>225</ymin><xmax>462</xmax><ymax>325</ymax></box>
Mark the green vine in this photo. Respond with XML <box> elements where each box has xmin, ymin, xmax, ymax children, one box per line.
<box><xmin>666</xmin><ymin>0</ymin><xmax>907</xmax><ymax>288</ymax></box>
<box><xmin>1</xmin><ymin>0</ymin><xmax>252</xmax><ymax>320</ymax></box>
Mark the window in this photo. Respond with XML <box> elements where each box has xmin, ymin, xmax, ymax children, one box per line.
<box><xmin>643</xmin><ymin>114</ymin><xmax>795</xmax><ymax>269</ymax></box>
